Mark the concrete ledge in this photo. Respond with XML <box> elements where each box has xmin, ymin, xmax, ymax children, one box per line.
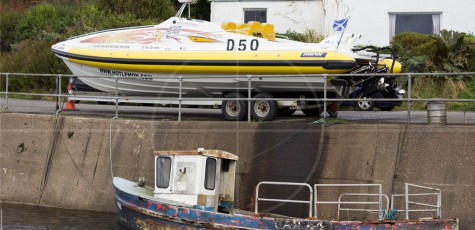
<box><xmin>1</xmin><ymin>113</ymin><xmax>474</xmax><ymax>228</ymax></box>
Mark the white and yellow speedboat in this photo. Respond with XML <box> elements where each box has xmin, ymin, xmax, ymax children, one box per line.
<box><xmin>51</xmin><ymin>1</ymin><xmax>401</xmax><ymax>121</ymax></box>
<box><xmin>52</xmin><ymin>16</ymin><xmax>360</xmax><ymax>92</ymax></box>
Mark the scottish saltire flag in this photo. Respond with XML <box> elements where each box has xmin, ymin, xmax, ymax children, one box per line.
<box><xmin>333</xmin><ymin>18</ymin><xmax>349</xmax><ymax>31</ymax></box>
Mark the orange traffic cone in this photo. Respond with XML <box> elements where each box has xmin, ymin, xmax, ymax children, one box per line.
<box><xmin>64</xmin><ymin>99</ymin><xmax>77</xmax><ymax>110</ymax></box>
<box><xmin>64</xmin><ymin>82</ymin><xmax>77</xmax><ymax>111</ymax></box>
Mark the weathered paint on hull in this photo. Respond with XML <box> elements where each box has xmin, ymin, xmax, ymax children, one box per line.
<box><xmin>114</xmin><ymin>185</ymin><xmax>459</xmax><ymax>230</ymax></box>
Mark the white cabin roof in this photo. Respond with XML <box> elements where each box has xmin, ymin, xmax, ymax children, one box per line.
<box><xmin>154</xmin><ymin>149</ymin><xmax>238</xmax><ymax>161</ymax></box>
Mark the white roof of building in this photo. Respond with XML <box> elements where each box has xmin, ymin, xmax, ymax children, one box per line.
<box><xmin>154</xmin><ymin>149</ymin><xmax>239</xmax><ymax>160</ymax></box>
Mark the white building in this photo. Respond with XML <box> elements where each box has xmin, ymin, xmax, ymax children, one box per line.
<box><xmin>209</xmin><ymin>0</ymin><xmax>475</xmax><ymax>46</ymax></box>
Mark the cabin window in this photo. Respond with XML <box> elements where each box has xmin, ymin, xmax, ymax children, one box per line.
<box><xmin>389</xmin><ymin>13</ymin><xmax>441</xmax><ymax>40</ymax></box>
<box><xmin>156</xmin><ymin>157</ymin><xmax>171</xmax><ymax>188</ymax></box>
<box><xmin>204</xmin><ymin>158</ymin><xmax>217</xmax><ymax>190</ymax></box>
<box><xmin>244</xmin><ymin>9</ymin><xmax>267</xmax><ymax>23</ymax></box>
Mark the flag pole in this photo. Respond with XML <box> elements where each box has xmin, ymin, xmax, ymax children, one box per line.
<box><xmin>337</xmin><ymin>17</ymin><xmax>350</xmax><ymax>50</ymax></box>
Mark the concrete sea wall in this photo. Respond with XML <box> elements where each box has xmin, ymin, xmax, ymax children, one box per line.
<box><xmin>0</xmin><ymin>113</ymin><xmax>474</xmax><ymax>228</ymax></box>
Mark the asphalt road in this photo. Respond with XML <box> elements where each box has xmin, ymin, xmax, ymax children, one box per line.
<box><xmin>1</xmin><ymin>98</ymin><xmax>474</xmax><ymax>124</ymax></box>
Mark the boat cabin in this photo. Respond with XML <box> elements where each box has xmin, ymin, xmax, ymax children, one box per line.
<box><xmin>153</xmin><ymin>148</ymin><xmax>238</xmax><ymax>213</ymax></box>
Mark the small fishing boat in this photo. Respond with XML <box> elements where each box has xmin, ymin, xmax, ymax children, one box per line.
<box><xmin>52</xmin><ymin>0</ymin><xmax>402</xmax><ymax>121</ymax></box>
<box><xmin>113</xmin><ymin>148</ymin><xmax>458</xmax><ymax>229</ymax></box>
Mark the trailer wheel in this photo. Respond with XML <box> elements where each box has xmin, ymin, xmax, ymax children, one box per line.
<box><xmin>222</xmin><ymin>92</ymin><xmax>247</xmax><ymax>121</ymax></box>
<box><xmin>251</xmin><ymin>92</ymin><xmax>277</xmax><ymax>121</ymax></box>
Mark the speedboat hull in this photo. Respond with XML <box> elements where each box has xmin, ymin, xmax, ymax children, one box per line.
<box><xmin>52</xmin><ymin>17</ymin><xmax>357</xmax><ymax>96</ymax></box>
<box><xmin>61</xmin><ymin>57</ymin><xmax>335</xmax><ymax>97</ymax></box>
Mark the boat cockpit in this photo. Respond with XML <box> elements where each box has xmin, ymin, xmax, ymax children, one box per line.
<box><xmin>153</xmin><ymin>148</ymin><xmax>238</xmax><ymax>213</ymax></box>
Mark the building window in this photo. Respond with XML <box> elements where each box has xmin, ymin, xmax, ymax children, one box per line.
<box><xmin>156</xmin><ymin>157</ymin><xmax>171</xmax><ymax>188</ymax></box>
<box><xmin>204</xmin><ymin>158</ymin><xmax>217</xmax><ymax>190</ymax></box>
<box><xmin>244</xmin><ymin>9</ymin><xmax>267</xmax><ymax>23</ymax></box>
<box><xmin>389</xmin><ymin>13</ymin><xmax>441</xmax><ymax>40</ymax></box>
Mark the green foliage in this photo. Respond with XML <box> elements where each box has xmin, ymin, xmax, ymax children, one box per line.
<box><xmin>278</xmin><ymin>30</ymin><xmax>324</xmax><ymax>43</ymax></box>
<box><xmin>16</xmin><ymin>3</ymin><xmax>66</xmax><ymax>41</ymax></box>
<box><xmin>440</xmin><ymin>30</ymin><xmax>475</xmax><ymax>73</ymax></box>
<box><xmin>0</xmin><ymin>39</ymin><xmax>69</xmax><ymax>92</ymax></box>
<box><xmin>392</xmin><ymin>30</ymin><xmax>475</xmax><ymax>110</ymax></box>
<box><xmin>68</xmin><ymin>3</ymin><xmax>155</xmax><ymax>35</ymax></box>
<box><xmin>173</xmin><ymin>0</ymin><xmax>211</xmax><ymax>20</ymax></box>
<box><xmin>391</xmin><ymin>32</ymin><xmax>447</xmax><ymax>72</ymax></box>
<box><xmin>98</xmin><ymin>0</ymin><xmax>175</xmax><ymax>21</ymax></box>
<box><xmin>392</xmin><ymin>30</ymin><xmax>475</xmax><ymax>73</ymax></box>
<box><xmin>0</xmin><ymin>8</ymin><xmax>23</xmax><ymax>52</ymax></box>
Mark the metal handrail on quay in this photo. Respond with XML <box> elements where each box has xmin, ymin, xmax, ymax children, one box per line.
<box><xmin>337</xmin><ymin>193</ymin><xmax>390</xmax><ymax>220</ymax></box>
<box><xmin>314</xmin><ymin>183</ymin><xmax>385</xmax><ymax>220</ymax></box>
<box><xmin>255</xmin><ymin>181</ymin><xmax>314</xmax><ymax>217</ymax></box>
<box><xmin>390</xmin><ymin>183</ymin><xmax>442</xmax><ymax>219</ymax></box>
<box><xmin>254</xmin><ymin>182</ymin><xmax>442</xmax><ymax>221</ymax></box>
<box><xmin>1</xmin><ymin>72</ymin><xmax>474</xmax><ymax>122</ymax></box>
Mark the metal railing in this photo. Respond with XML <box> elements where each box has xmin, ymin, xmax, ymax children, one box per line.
<box><xmin>255</xmin><ymin>181</ymin><xmax>313</xmax><ymax>217</ymax></box>
<box><xmin>390</xmin><ymin>183</ymin><xmax>442</xmax><ymax>219</ymax></box>
<box><xmin>253</xmin><ymin>182</ymin><xmax>442</xmax><ymax>220</ymax></box>
<box><xmin>337</xmin><ymin>193</ymin><xmax>390</xmax><ymax>220</ymax></box>
<box><xmin>1</xmin><ymin>72</ymin><xmax>474</xmax><ymax>122</ymax></box>
<box><xmin>314</xmin><ymin>184</ymin><xmax>385</xmax><ymax>220</ymax></box>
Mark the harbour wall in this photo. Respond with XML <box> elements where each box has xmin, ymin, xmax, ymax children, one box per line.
<box><xmin>0</xmin><ymin>113</ymin><xmax>474</xmax><ymax>228</ymax></box>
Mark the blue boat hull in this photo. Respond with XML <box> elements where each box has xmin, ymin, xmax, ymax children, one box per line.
<box><xmin>114</xmin><ymin>183</ymin><xmax>459</xmax><ymax>230</ymax></box>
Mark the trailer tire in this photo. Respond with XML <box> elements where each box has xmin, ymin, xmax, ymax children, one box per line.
<box><xmin>251</xmin><ymin>92</ymin><xmax>277</xmax><ymax>121</ymax></box>
<box><xmin>222</xmin><ymin>92</ymin><xmax>247</xmax><ymax>121</ymax></box>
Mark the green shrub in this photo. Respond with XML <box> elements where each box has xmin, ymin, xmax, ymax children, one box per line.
<box><xmin>98</xmin><ymin>0</ymin><xmax>175</xmax><ymax>21</ymax></box>
<box><xmin>391</xmin><ymin>30</ymin><xmax>475</xmax><ymax>106</ymax></box>
<box><xmin>16</xmin><ymin>3</ymin><xmax>65</xmax><ymax>41</ymax></box>
<box><xmin>279</xmin><ymin>30</ymin><xmax>324</xmax><ymax>43</ymax></box>
<box><xmin>0</xmin><ymin>39</ymin><xmax>69</xmax><ymax>92</ymax></box>
<box><xmin>392</xmin><ymin>32</ymin><xmax>447</xmax><ymax>72</ymax></box>
<box><xmin>0</xmin><ymin>8</ymin><xmax>23</xmax><ymax>52</ymax></box>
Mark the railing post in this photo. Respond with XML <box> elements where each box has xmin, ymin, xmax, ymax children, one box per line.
<box><xmin>323</xmin><ymin>74</ymin><xmax>328</xmax><ymax>120</ymax></box>
<box><xmin>56</xmin><ymin>74</ymin><xmax>62</xmax><ymax>112</ymax></box>
<box><xmin>255</xmin><ymin>183</ymin><xmax>260</xmax><ymax>214</ymax></box>
<box><xmin>178</xmin><ymin>76</ymin><xmax>183</xmax><ymax>121</ymax></box>
<box><xmin>114</xmin><ymin>76</ymin><xmax>119</xmax><ymax>119</ymax></box>
<box><xmin>437</xmin><ymin>190</ymin><xmax>442</xmax><ymax>218</ymax></box>
<box><xmin>378</xmin><ymin>184</ymin><xmax>383</xmax><ymax>220</ymax></box>
<box><xmin>247</xmin><ymin>75</ymin><xmax>252</xmax><ymax>122</ymax></box>
<box><xmin>407</xmin><ymin>74</ymin><xmax>412</xmax><ymax>124</ymax></box>
<box><xmin>405</xmin><ymin>183</ymin><xmax>409</xmax><ymax>220</ymax></box>
<box><xmin>314</xmin><ymin>185</ymin><xmax>318</xmax><ymax>217</ymax></box>
<box><xmin>4</xmin><ymin>74</ymin><xmax>9</xmax><ymax>111</ymax></box>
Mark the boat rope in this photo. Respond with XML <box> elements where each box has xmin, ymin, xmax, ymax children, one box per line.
<box><xmin>37</xmin><ymin>115</ymin><xmax>64</xmax><ymax>204</ymax></box>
